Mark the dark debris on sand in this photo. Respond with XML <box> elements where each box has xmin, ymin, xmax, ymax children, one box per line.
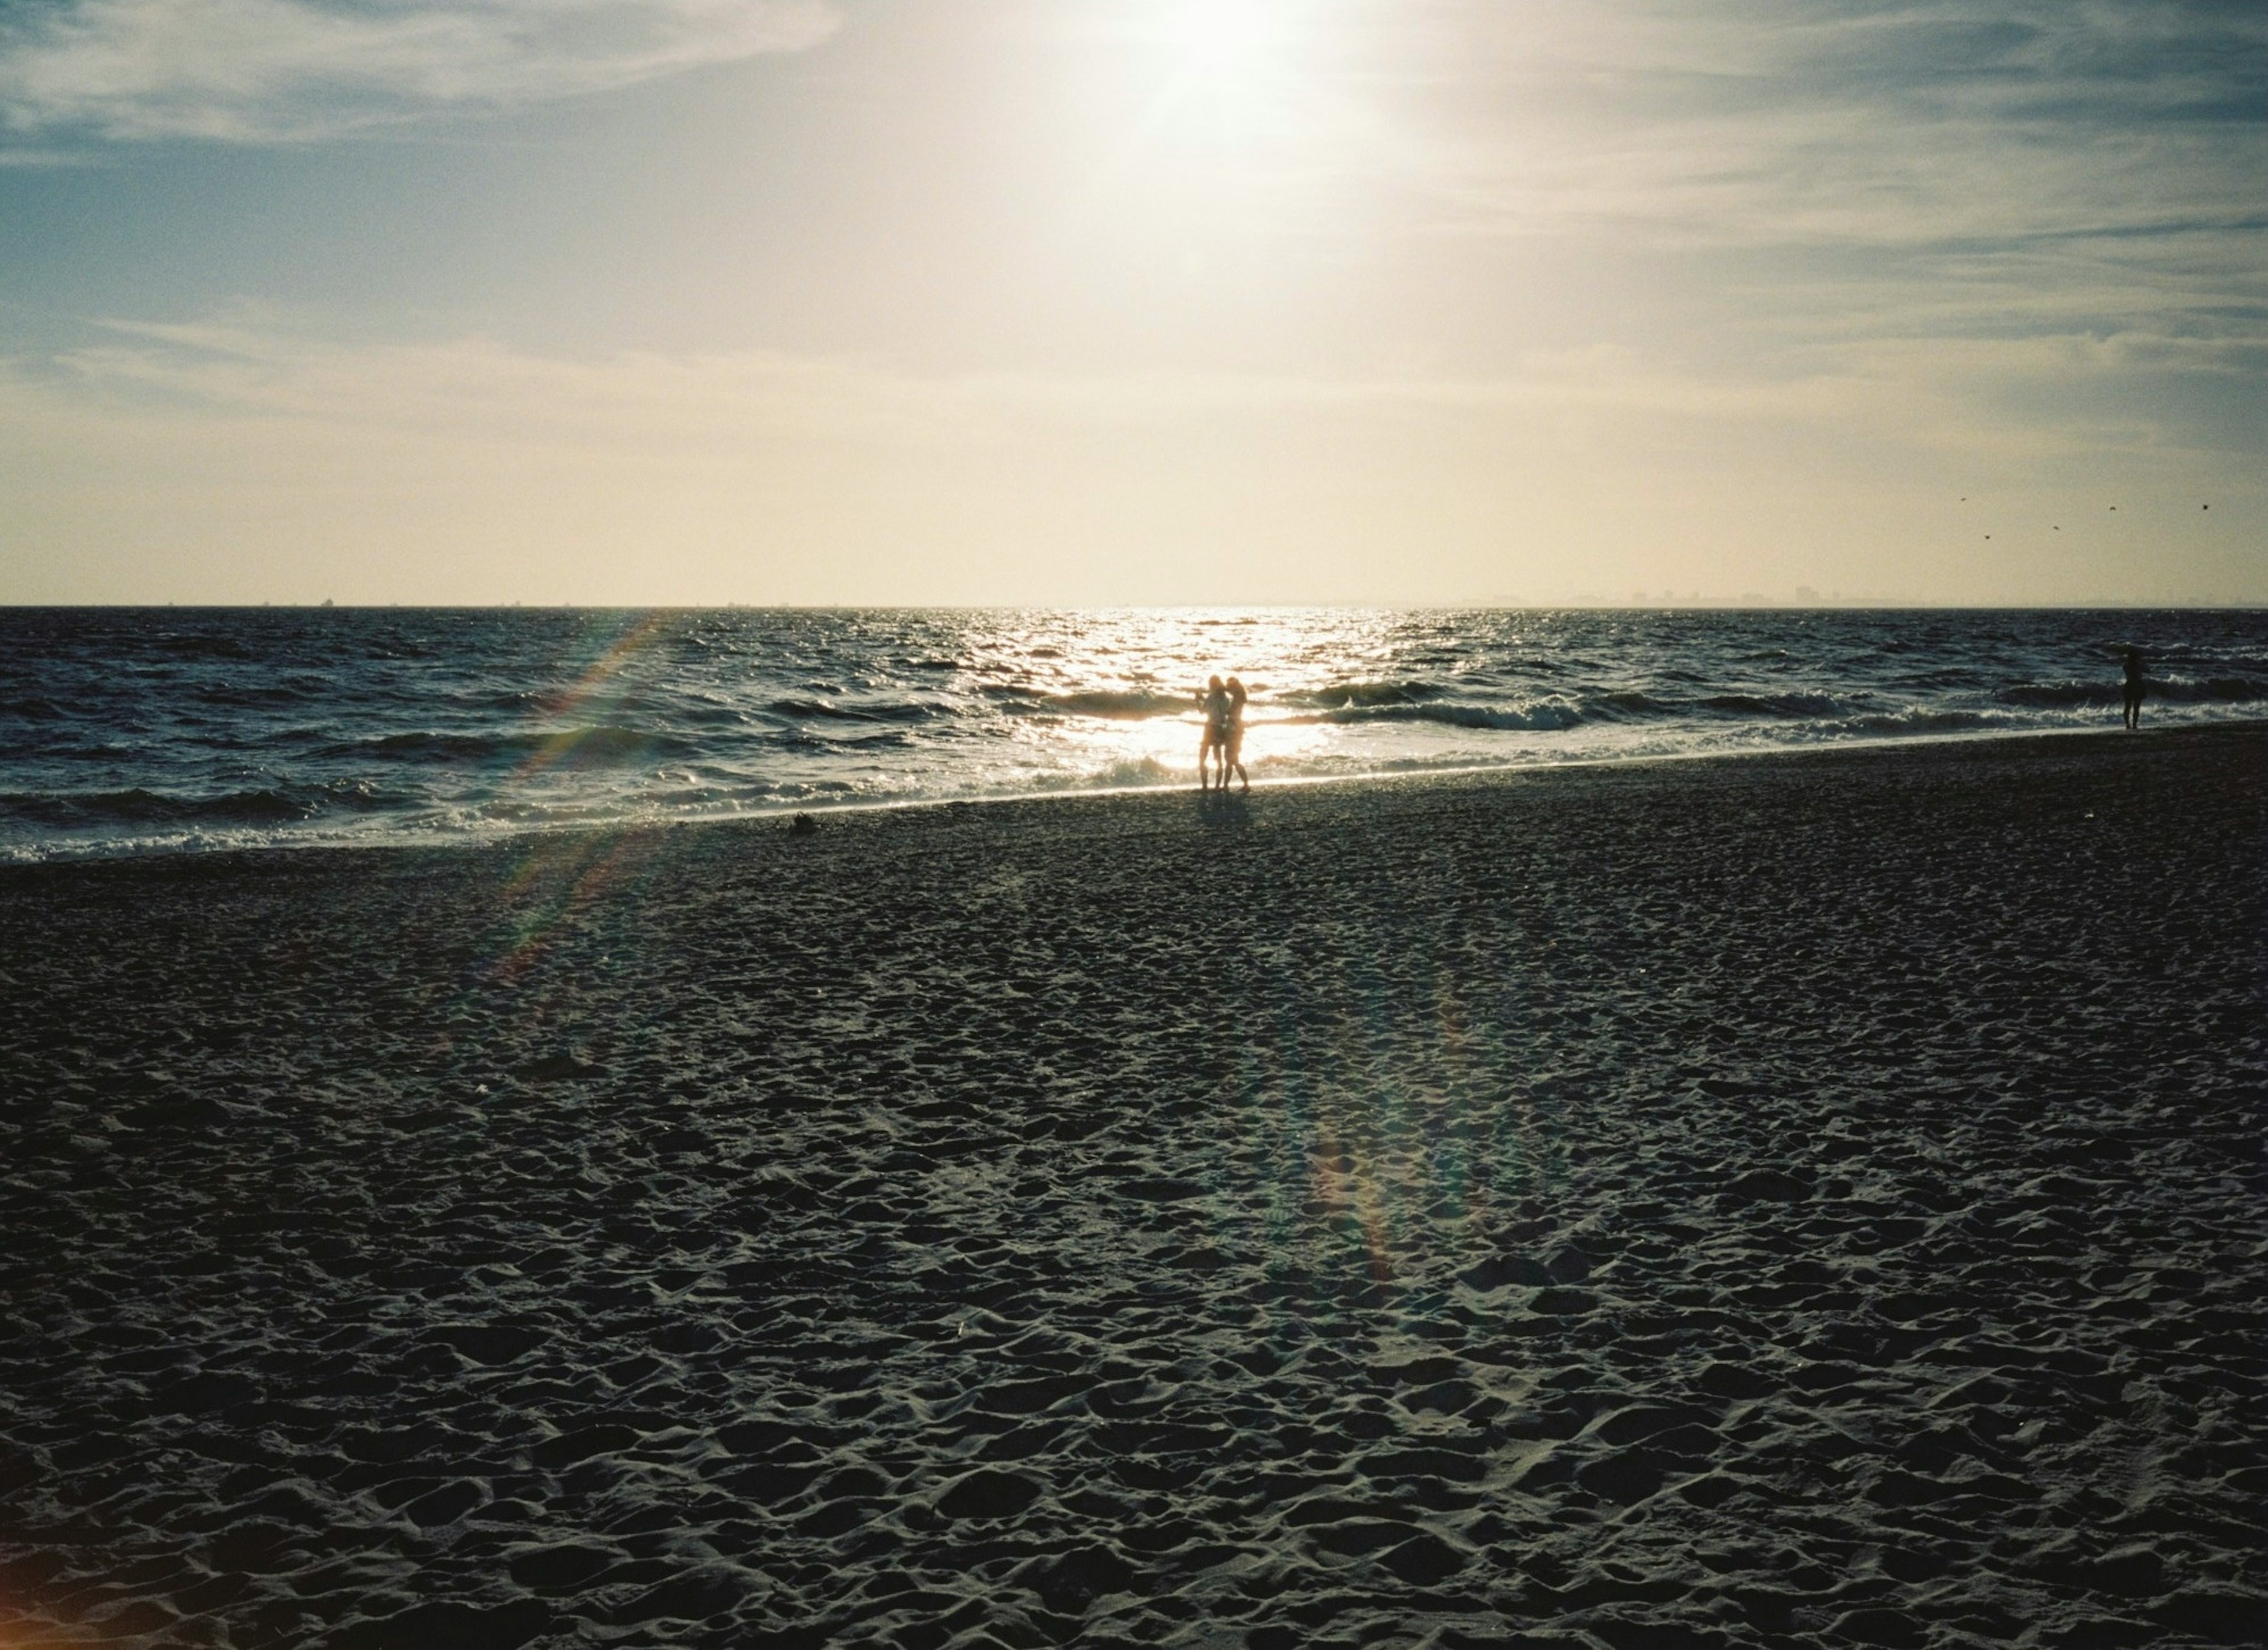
<box><xmin>1</xmin><ymin>728</ymin><xmax>2264</xmax><ymax>1649</ymax></box>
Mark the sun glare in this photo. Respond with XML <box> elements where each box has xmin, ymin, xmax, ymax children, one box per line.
<box><xmin>1163</xmin><ymin>0</ymin><xmax>1292</xmax><ymax>71</ymax></box>
<box><xmin>1139</xmin><ymin>0</ymin><xmax>1312</xmax><ymax>148</ymax></box>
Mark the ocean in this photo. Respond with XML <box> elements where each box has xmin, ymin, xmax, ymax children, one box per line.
<box><xmin>4</xmin><ymin>606</ymin><xmax>2263</xmax><ymax>862</ymax></box>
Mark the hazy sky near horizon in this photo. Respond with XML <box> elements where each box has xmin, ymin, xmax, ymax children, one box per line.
<box><xmin>1</xmin><ymin>0</ymin><xmax>2262</xmax><ymax>605</ymax></box>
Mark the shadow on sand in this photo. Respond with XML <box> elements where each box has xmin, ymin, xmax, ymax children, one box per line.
<box><xmin>1194</xmin><ymin>789</ymin><xmax>1252</xmax><ymax>829</ymax></box>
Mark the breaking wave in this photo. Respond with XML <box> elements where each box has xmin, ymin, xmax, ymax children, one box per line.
<box><xmin>1290</xmin><ymin>699</ymin><xmax>1585</xmax><ymax>732</ymax></box>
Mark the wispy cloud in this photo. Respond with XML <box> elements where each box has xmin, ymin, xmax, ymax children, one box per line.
<box><xmin>1384</xmin><ymin>0</ymin><xmax>2268</xmax><ymax>248</ymax></box>
<box><xmin>1309</xmin><ymin>0</ymin><xmax>2268</xmax><ymax>427</ymax></box>
<box><xmin>33</xmin><ymin>310</ymin><xmax>2254</xmax><ymax>466</ymax></box>
<box><xmin>0</xmin><ymin>0</ymin><xmax>841</xmax><ymax>141</ymax></box>
<box><xmin>5</xmin><ymin>315</ymin><xmax>2258</xmax><ymax>603</ymax></box>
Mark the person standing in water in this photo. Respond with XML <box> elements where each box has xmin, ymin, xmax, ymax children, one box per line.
<box><xmin>1222</xmin><ymin>677</ymin><xmax>1251</xmax><ymax>793</ymax></box>
<box><xmin>1197</xmin><ymin>675</ymin><xmax>1231</xmax><ymax>789</ymax></box>
<box><xmin>2122</xmin><ymin>646</ymin><xmax>2146</xmax><ymax>731</ymax></box>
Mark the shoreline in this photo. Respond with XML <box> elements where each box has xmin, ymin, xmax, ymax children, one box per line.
<box><xmin>6</xmin><ymin>718</ymin><xmax>2262</xmax><ymax>877</ymax></box>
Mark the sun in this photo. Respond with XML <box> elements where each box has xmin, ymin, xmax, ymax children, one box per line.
<box><xmin>1139</xmin><ymin>0</ymin><xmax>1311</xmax><ymax>147</ymax></box>
<box><xmin>1161</xmin><ymin>0</ymin><xmax>1293</xmax><ymax>73</ymax></box>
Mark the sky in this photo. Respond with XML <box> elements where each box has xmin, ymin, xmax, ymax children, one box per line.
<box><xmin>0</xmin><ymin>0</ymin><xmax>2261</xmax><ymax>606</ymax></box>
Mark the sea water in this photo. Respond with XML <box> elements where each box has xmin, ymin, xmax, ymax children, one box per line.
<box><xmin>4</xmin><ymin>606</ymin><xmax>2263</xmax><ymax>861</ymax></box>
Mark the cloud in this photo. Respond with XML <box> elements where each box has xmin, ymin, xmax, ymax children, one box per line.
<box><xmin>1382</xmin><ymin>0</ymin><xmax>2268</xmax><ymax>249</ymax></box>
<box><xmin>1299</xmin><ymin>0</ymin><xmax>2267</xmax><ymax>431</ymax></box>
<box><xmin>0</xmin><ymin>0</ymin><xmax>841</xmax><ymax>141</ymax></box>
<box><xmin>34</xmin><ymin>308</ymin><xmax>2257</xmax><ymax>469</ymax></box>
<box><xmin>6</xmin><ymin>316</ymin><xmax>2260</xmax><ymax>604</ymax></box>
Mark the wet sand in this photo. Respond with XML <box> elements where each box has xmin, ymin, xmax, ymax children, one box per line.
<box><xmin>2</xmin><ymin>727</ymin><xmax>2264</xmax><ymax>1649</ymax></box>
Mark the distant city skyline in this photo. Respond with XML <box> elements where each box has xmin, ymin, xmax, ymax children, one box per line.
<box><xmin>2</xmin><ymin>0</ymin><xmax>2262</xmax><ymax>606</ymax></box>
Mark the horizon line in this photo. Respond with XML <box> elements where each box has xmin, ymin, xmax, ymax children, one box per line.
<box><xmin>4</xmin><ymin>600</ymin><xmax>2264</xmax><ymax>614</ymax></box>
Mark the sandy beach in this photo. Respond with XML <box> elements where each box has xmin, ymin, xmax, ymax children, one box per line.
<box><xmin>2</xmin><ymin>725</ymin><xmax>2264</xmax><ymax>1650</ymax></box>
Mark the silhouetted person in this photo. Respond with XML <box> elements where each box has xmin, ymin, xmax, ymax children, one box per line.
<box><xmin>1196</xmin><ymin>675</ymin><xmax>1230</xmax><ymax>789</ymax></box>
<box><xmin>1223</xmin><ymin>677</ymin><xmax>1251</xmax><ymax>793</ymax></box>
<box><xmin>2122</xmin><ymin>646</ymin><xmax>2145</xmax><ymax>731</ymax></box>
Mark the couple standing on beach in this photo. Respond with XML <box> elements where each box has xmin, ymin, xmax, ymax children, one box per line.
<box><xmin>1197</xmin><ymin>675</ymin><xmax>1250</xmax><ymax>793</ymax></box>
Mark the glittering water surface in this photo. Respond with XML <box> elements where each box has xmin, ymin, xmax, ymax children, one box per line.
<box><xmin>4</xmin><ymin>607</ymin><xmax>2263</xmax><ymax>860</ymax></box>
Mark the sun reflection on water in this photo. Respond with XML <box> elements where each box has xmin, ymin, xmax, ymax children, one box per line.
<box><xmin>16</xmin><ymin>603</ymin><xmax>2216</xmax><ymax>863</ymax></box>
